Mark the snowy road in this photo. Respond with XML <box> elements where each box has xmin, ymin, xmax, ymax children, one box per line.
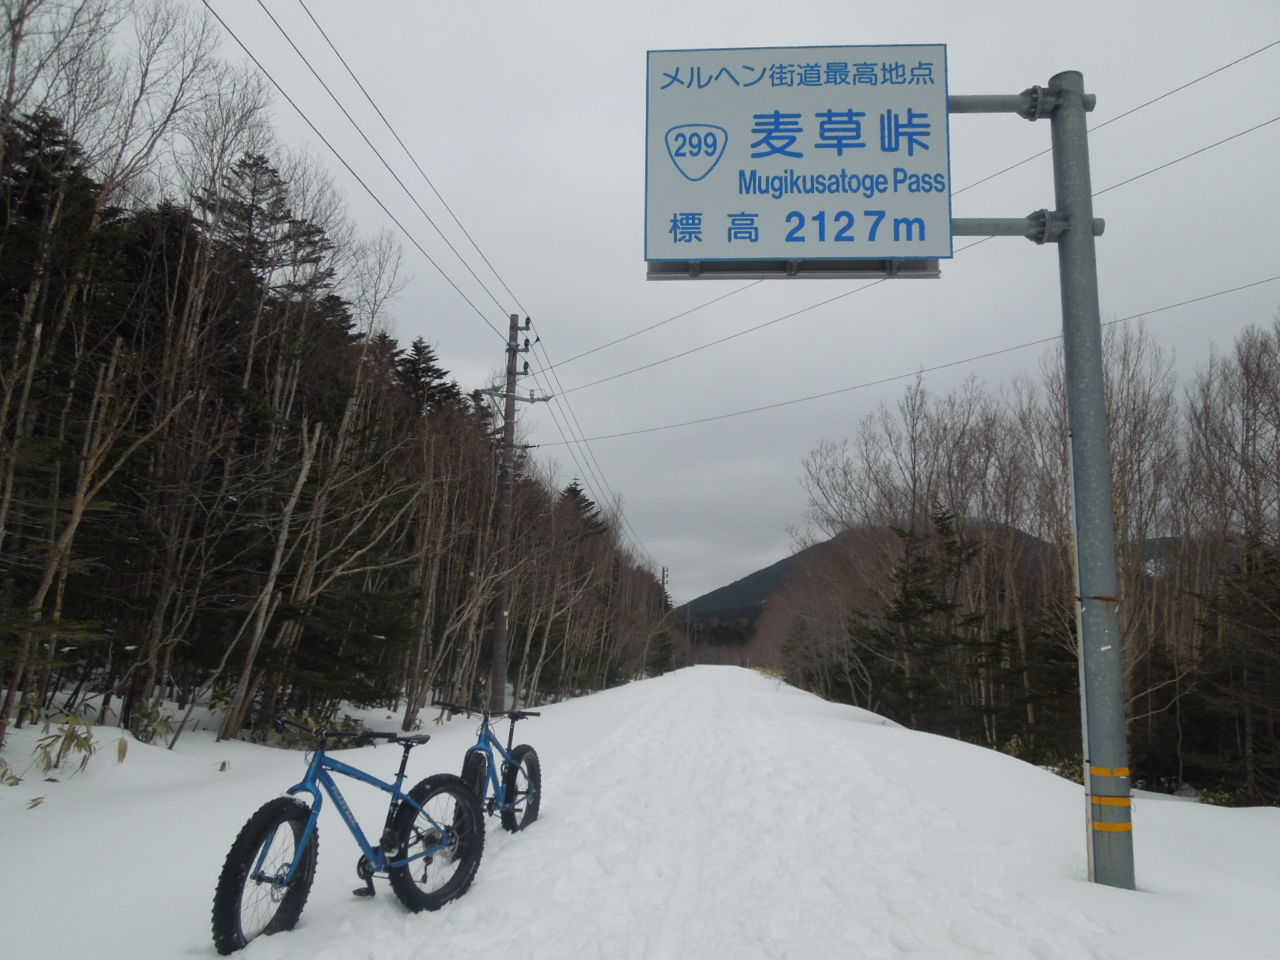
<box><xmin>2</xmin><ymin>666</ymin><xmax>1276</xmax><ymax>958</ymax></box>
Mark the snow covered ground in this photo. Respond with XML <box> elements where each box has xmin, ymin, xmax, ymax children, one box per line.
<box><xmin>1</xmin><ymin>666</ymin><xmax>1276</xmax><ymax>959</ymax></box>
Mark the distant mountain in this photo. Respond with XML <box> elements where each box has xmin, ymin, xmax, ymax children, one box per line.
<box><xmin>677</xmin><ymin>541</ymin><xmax>830</xmax><ymax>646</ymax></box>
<box><xmin>678</xmin><ymin>521</ymin><xmax>1061</xmax><ymax>648</ymax></box>
<box><xmin>682</xmin><ymin>553</ymin><xmax>798</xmax><ymax>616</ymax></box>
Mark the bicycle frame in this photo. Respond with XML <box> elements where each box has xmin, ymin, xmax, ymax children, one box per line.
<box><xmin>267</xmin><ymin>744</ymin><xmax>447</xmax><ymax>887</ymax></box>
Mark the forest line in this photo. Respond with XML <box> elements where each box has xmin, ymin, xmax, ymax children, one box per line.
<box><xmin>0</xmin><ymin>0</ymin><xmax>677</xmax><ymax>754</ymax></box>
<box><xmin>736</xmin><ymin>321</ymin><xmax>1280</xmax><ymax>804</ymax></box>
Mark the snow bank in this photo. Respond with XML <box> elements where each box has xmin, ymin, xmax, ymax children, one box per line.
<box><xmin>1</xmin><ymin>666</ymin><xmax>1275</xmax><ymax>959</ymax></box>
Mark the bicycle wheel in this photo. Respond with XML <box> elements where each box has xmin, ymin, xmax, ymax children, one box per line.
<box><xmin>500</xmin><ymin>744</ymin><xmax>541</xmax><ymax>832</ymax></box>
<box><xmin>386</xmin><ymin>773</ymin><xmax>484</xmax><ymax>912</ymax></box>
<box><xmin>460</xmin><ymin>749</ymin><xmax>487</xmax><ymax>799</ymax></box>
<box><xmin>212</xmin><ymin>797</ymin><xmax>318</xmax><ymax>955</ymax></box>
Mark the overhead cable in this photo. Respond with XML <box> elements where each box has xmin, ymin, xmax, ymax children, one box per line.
<box><xmin>541</xmin><ymin>39</ymin><xmax>1280</xmax><ymax>376</ymax></box>
<box><xmin>526</xmin><ymin>331</ymin><xmax>658</xmax><ymax>568</ymax></box>
<box><xmin>252</xmin><ymin>0</ymin><xmax>515</xmax><ymax>320</ymax></box>
<box><xmin>281</xmin><ymin>3</ymin><xmax>649</xmax><ymax>556</ymax></box>
<box><xmin>534</xmin><ymin>275</ymin><xmax>1280</xmax><ymax>446</ymax></box>
<box><xmin>296</xmin><ymin>0</ymin><xmax>528</xmax><ymax>315</ymax></box>
<box><xmin>1093</xmin><ymin>114</ymin><xmax>1280</xmax><ymax>197</ymax></box>
<box><xmin>556</xmin><ymin>113</ymin><xmax>1280</xmax><ymax>397</ymax></box>
<box><xmin>954</xmin><ymin>38</ymin><xmax>1280</xmax><ymax>196</ymax></box>
<box><xmin>200</xmin><ymin>0</ymin><xmax>506</xmax><ymax>341</ymax></box>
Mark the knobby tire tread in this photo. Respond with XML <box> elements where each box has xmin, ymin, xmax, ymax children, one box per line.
<box><xmin>461</xmin><ymin>749</ymin><xmax>487</xmax><ymax>800</ymax></box>
<box><xmin>211</xmin><ymin>797</ymin><xmax>317</xmax><ymax>955</ymax></box>
<box><xmin>500</xmin><ymin>744</ymin><xmax>541</xmax><ymax>832</ymax></box>
<box><xmin>386</xmin><ymin>773</ymin><xmax>484</xmax><ymax>912</ymax></box>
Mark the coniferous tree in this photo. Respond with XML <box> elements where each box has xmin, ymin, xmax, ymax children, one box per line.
<box><xmin>396</xmin><ymin>336</ymin><xmax>462</xmax><ymax>416</ymax></box>
<box><xmin>0</xmin><ymin>0</ymin><xmax>697</xmax><ymax>755</ymax></box>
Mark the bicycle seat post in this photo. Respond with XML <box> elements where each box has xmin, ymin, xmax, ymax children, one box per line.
<box><xmin>392</xmin><ymin>740</ymin><xmax>414</xmax><ymax>788</ymax></box>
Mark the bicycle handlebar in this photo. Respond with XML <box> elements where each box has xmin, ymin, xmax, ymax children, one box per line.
<box><xmin>431</xmin><ymin>701</ymin><xmax>540</xmax><ymax>721</ymax></box>
<box><xmin>267</xmin><ymin>714</ymin><xmax>430</xmax><ymax>747</ymax></box>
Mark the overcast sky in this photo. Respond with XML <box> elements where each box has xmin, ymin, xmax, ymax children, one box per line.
<box><xmin>206</xmin><ymin>0</ymin><xmax>1280</xmax><ymax>604</ymax></box>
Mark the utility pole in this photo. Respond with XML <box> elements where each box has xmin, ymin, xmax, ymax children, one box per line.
<box><xmin>483</xmin><ymin>314</ymin><xmax>548</xmax><ymax>712</ymax></box>
<box><xmin>488</xmin><ymin>314</ymin><xmax>521</xmax><ymax>712</ymax></box>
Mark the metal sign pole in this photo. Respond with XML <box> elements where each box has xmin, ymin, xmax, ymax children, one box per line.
<box><xmin>642</xmin><ymin>52</ymin><xmax>1136</xmax><ymax>888</ymax></box>
<box><xmin>1047</xmin><ymin>70</ymin><xmax>1135</xmax><ymax>889</ymax></box>
<box><xmin>950</xmin><ymin>71</ymin><xmax>1135</xmax><ymax>890</ymax></box>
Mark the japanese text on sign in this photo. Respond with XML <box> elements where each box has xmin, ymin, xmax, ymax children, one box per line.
<box><xmin>659</xmin><ymin>59</ymin><xmax>938</xmax><ymax>90</ymax></box>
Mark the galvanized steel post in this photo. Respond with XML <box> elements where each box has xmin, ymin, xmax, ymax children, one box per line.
<box><xmin>1047</xmin><ymin>70</ymin><xmax>1135</xmax><ymax>889</ymax></box>
<box><xmin>949</xmin><ymin>73</ymin><xmax>1135</xmax><ymax>890</ymax></box>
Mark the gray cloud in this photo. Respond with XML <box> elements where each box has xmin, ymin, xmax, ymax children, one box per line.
<box><xmin>214</xmin><ymin>0</ymin><xmax>1280</xmax><ymax>602</ymax></box>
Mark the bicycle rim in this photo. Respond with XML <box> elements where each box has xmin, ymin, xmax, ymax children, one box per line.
<box><xmin>241</xmin><ymin>822</ymin><xmax>304</xmax><ymax>939</ymax></box>
<box><xmin>395</xmin><ymin>789</ymin><xmax>472</xmax><ymax>896</ymax></box>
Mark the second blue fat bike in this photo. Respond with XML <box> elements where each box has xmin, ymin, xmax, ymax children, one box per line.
<box><xmin>211</xmin><ymin>717</ymin><xmax>485</xmax><ymax>955</ymax></box>
<box><xmin>435</xmin><ymin>702</ymin><xmax>542</xmax><ymax>832</ymax></box>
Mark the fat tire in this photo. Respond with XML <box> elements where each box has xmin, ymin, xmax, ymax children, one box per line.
<box><xmin>500</xmin><ymin>744</ymin><xmax>540</xmax><ymax>832</ymax></box>
<box><xmin>211</xmin><ymin>797</ymin><xmax>317</xmax><ymax>955</ymax></box>
<box><xmin>387</xmin><ymin>773</ymin><xmax>484</xmax><ymax>912</ymax></box>
<box><xmin>460</xmin><ymin>749</ymin><xmax>487</xmax><ymax>800</ymax></box>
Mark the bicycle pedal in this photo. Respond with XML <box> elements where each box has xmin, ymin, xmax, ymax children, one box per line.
<box><xmin>352</xmin><ymin>885</ymin><xmax>375</xmax><ymax>898</ymax></box>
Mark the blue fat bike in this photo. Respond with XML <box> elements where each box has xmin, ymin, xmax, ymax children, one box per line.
<box><xmin>211</xmin><ymin>716</ymin><xmax>484</xmax><ymax>955</ymax></box>
<box><xmin>434</xmin><ymin>701</ymin><xmax>541</xmax><ymax>832</ymax></box>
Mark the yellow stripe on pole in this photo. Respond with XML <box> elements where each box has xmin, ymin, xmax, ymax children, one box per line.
<box><xmin>1092</xmin><ymin>821</ymin><xmax>1133</xmax><ymax>832</ymax></box>
<box><xmin>1089</xmin><ymin>766</ymin><xmax>1131</xmax><ymax>778</ymax></box>
<box><xmin>1091</xmin><ymin>796</ymin><xmax>1132</xmax><ymax>807</ymax></box>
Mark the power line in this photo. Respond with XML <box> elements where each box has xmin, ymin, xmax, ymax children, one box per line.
<box><xmin>521</xmin><ymin>279</ymin><xmax>784</xmax><ymax>560</ymax></box>
<box><xmin>505</xmin><ymin>320</ymin><xmax>660</xmax><ymax>568</ymax></box>
<box><xmin>1093</xmin><ymin>114</ymin><xmax>1280</xmax><ymax>197</ymax></box>
<box><xmin>557</xmin><ymin>240</ymin><xmax>1001</xmax><ymax>397</ymax></box>
<box><xmin>534</xmin><ymin>274</ymin><xmax>1280</xmax><ymax>446</ymax></box>
<box><xmin>295</xmin><ymin>0</ymin><xmax>528</xmax><ymax>316</ymax></box>
<box><xmin>538</xmin><ymin>39</ymin><xmax>1280</xmax><ymax>380</ymax></box>
<box><xmin>209</xmin><ymin>10</ymin><xmax>1276</xmax><ymax>573</ymax></box>
<box><xmin>209</xmin><ymin>5</ymin><xmax>658</xmax><ymax>573</ymax></box>
<box><xmin>559</xmin><ymin>280</ymin><xmax>887</xmax><ymax>396</ymax></box>
<box><xmin>555</xmin><ymin>108</ymin><xmax>1278</xmax><ymax>398</ymax></box>
<box><xmin>954</xmin><ymin>38</ymin><xmax>1280</xmax><ymax>196</ymax></box>
<box><xmin>1088</xmin><ymin>39</ymin><xmax>1279</xmax><ymax>132</ymax></box>
<box><xmin>251</xmin><ymin>0</ymin><xmax>516</xmax><ymax>321</ymax></box>
<box><xmin>274</xmin><ymin>4</ymin><xmax>657</xmax><ymax>568</ymax></box>
<box><xmin>199</xmin><ymin>0</ymin><xmax>506</xmax><ymax>341</ymax></box>
<box><xmin>224</xmin><ymin>2</ymin><xmax>663</xmax><ymax>558</ymax></box>
<box><xmin>281</xmin><ymin>4</ymin><xmax>656</xmax><ymax>565</ymax></box>
<box><xmin>530</xmin><ymin>281</ymin><xmax>764</xmax><ymax>376</ymax></box>
<box><xmin>263</xmin><ymin>2</ymin><xmax>646</xmax><ymax>557</ymax></box>
<box><xmin>269</xmin><ymin>0</ymin><xmax>654</xmax><ymax>565</ymax></box>
<box><xmin>526</xmin><ymin>331</ymin><xmax>658</xmax><ymax>569</ymax></box>
<box><xmin>517</xmin><ymin>356</ymin><xmax>626</xmax><ymax>553</ymax></box>
<box><xmin>284</xmin><ymin>0</ymin><xmax>527</xmax><ymax>321</ymax></box>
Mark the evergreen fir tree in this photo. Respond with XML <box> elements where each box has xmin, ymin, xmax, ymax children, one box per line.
<box><xmin>396</xmin><ymin>336</ymin><xmax>462</xmax><ymax>415</ymax></box>
<box><xmin>561</xmin><ymin>480</ymin><xmax>607</xmax><ymax>538</ymax></box>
